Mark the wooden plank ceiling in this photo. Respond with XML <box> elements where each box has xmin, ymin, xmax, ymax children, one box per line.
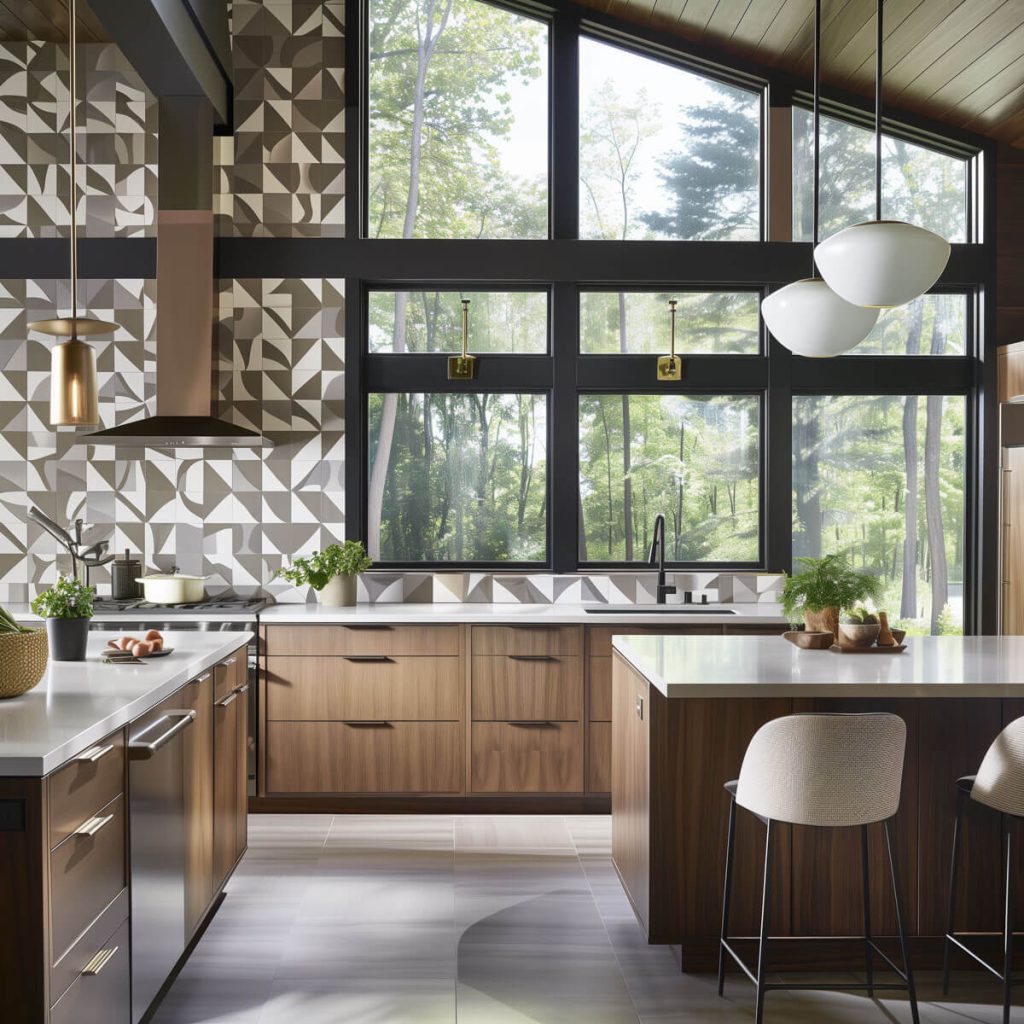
<box><xmin>575</xmin><ymin>0</ymin><xmax>1024</xmax><ymax>147</ymax></box>
<box><xmin>0</xmin><ymin>0</ymin><xmax>106</xmax><ymax>42</ymax></box>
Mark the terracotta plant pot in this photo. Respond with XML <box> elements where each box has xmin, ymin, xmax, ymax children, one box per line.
<box><xmin>803</xmin><ymin>607</ymin><xmax>839</xmax><ymax>637</ymax></box>
<box><xmin>317</xmin><ymin>574</ymin><xmax>358</xmax><ymax>608</ymax></box>
<box><xmin>46</xmin><ymin>616</ymin><xmax>90</xmax><ymax>661</ymax></box>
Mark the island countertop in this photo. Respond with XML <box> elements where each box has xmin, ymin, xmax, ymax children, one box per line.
<box><xmin>0</xmin><ymin>630</ymin><xmax>252</xmax><ymax>776</ymax></box>
<box><xmin>612</xmin><ymin>633</ymin><xmax>1024</xmax><ymax>698</ymax></box>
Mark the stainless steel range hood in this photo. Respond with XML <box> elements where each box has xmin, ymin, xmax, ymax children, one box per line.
<box><xmin>81</xmin><ymin>210</ymin><xmax>266</xmax><ymax>449</ymax></box>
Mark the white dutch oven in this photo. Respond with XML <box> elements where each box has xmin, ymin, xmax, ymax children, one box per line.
<box><xmin>135</xmin><ymin>572</ymin><xmax>209</xmax><ymax>604</ymax></box>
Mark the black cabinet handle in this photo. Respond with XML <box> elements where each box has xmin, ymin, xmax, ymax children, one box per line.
<box><xmin>345</xmin><ymin>625</ymin><xmax>393</xmax><ymax>631</ymax></box>
<box><xmin>343</xmin><ymin>720</ymin><xmax>393</xmax><ymax>728</ymax></box>
<box><xmin>508</xmin><ymin>720</ymin><xmax>556</xmax><ymax>728</ymax></box>
<box><xmin>509</xmin><ymin>655</ymin><xmax>557</xmax><ymax>662</ymax></box>
<box><xmin>343</xmin><ymin>655</ymin><xmax>394</xmax><ymax>663</ymax></box>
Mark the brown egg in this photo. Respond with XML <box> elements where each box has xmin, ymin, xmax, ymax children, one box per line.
<box><xmin>132</xmin><ymin>640</ymin><xmax>154</xmax><ymax>658</ymax></box>
<box><xmin>144</xmin><ymin>629</ymin><xmax>163</xmax><ymax>642</ymax></box>
<box><xmin>119</xmin><ymin>636</ymin><xmax>138</xmax><ymax>651</ymax></box>
<box><xmin>149</xmin><ymin>637</ymin><xmax>164</xmax><ymax>652</ymax></box>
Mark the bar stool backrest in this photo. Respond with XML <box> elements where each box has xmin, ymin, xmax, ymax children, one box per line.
<box><xmin>972</xmin><ymin>715</ymin><xmax>1024</xmax><ymax>817</ymax></box>
<box><xmin>735</xmin><ymin>713</ymin><xmax>907</xmax><ymax>827</ymax></box>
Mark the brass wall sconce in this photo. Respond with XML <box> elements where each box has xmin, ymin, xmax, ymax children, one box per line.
<box><xmin>448</xmin><ymin>298</ymin><xmax>477</xmax><ymax>380</ymax></box>
<box><xmin>657</xmin><ymin>299</ymin><xmax>683</xmax><ymax>381</ymax></box>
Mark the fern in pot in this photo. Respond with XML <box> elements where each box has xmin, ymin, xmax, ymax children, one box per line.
<box><xmin>274</xmin><ymin>542</ymin><xmax>372</xmax><ymax>607</ymax></box>
<box><xmin>781</xmin><ymin>555</ymin><xmax>880</xmax><ymax>638</ymax></box>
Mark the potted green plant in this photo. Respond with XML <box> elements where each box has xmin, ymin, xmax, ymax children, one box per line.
<box><xmin>0</xmin><ymin>603</ymin><xmax>48</xmax><ymax>698</ymax></box>
<box><xmin>31</xmin><ymin>574</ymin><xmax>95</xmax><ymax>661</ymax></box>
<box><xmin>781</xmin><ymin>555</ymin><xmax>880</xmax><ymax>638</ymax></box>
<box><xmin>274</xmin><ymin>541</ymin><xmax>373</xmax><ymax>607</ymax></box>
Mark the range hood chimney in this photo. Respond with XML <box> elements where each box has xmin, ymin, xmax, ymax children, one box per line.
<box><xmin>81</xmin><ymin>98</ymin><xmax>267</xmax><ymax>448</ymax></box>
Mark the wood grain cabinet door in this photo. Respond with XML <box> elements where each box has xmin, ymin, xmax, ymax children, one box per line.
<box><xmin>183</xmin><ymin>671</ymin><xmax>214</xmax><ymax>938</ymax></box>
<box><xmin>471</xmin><ymin>722</ymin><xmax>583</xmax><ymax>793</ymax></box>
<box><xmin>235</xmin><ymin>671</ymin><xmax>249</xmax><ymax>864</ymax></box>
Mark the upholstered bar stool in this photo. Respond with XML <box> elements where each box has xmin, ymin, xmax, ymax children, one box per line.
<box><xmin>943</xmin><ymin>717</ymin><xmax>1024</xmax><ymax>1023</ymax></box>
<box><xmin>718</xmin><ymin>713</ymin><xmax>919</xmax><ymax>1024</ymax></box>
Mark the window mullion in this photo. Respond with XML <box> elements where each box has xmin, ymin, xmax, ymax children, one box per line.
<box><xmin>552</xmin><ymin>282</ymin><xmax>579</xmax><ymax>572</ymax></box>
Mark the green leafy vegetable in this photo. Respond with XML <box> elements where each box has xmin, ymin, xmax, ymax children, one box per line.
<box><xmin>0</xmin><ymin>603</ymin><xmax>34</xmax><ymax>633</ymax></box>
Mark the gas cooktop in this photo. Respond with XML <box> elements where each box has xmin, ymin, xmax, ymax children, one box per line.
<box><xmin>92</xmin><ymin>595</ymin><xmax>269</xmax><ymax>614</ymax></box>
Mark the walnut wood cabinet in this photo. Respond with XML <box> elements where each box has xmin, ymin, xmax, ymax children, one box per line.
<box><xmin>213</xmin><ymin>649</ymin><xmax>249</xmax><ymax>890</ymax></box>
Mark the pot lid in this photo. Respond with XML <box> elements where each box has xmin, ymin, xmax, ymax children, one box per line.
<box><xmin>137</xmin><ymin>573</ymin><xmax>210</xmax><ymax>582</ymax></box>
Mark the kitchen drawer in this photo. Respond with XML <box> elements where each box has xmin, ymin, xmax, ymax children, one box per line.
<box><xmin>50</xmin><ymin>793</ymin><xmax>126</xmax><ymax>963</ymax></box>
<box><xmin>472</xmin><ymin>625</ymin><xmax>581</xmax><ymax>657</ymax></box>
<box><xmin>472</xmin><ymin>655</ymin><xmax>581</xmax><ymax>722</ymax></box>
<box><xmin>588</xmin><ymin>722</ymin><xmax>611</xmax><ymax>793</ymax></box>
<box><xmin>589</xmin><ymin>657</ymin><xmax>612</xmax><ymax>721</ymax></box>
<box><xmin>587</xmin><ymin>625</ymin><xmax>720</xmax><ymax>658</ymax></box>
<box><xmin>471</xmin><ymin>722</ymin><xmax>583</xmax><ymax>793</ymax></box>
<box><xmin>50</xmin><ymin>918</ymin><xmax>130</xmax><ymax>1024</ymax></box>
<box><xmin>51</xmin><ymin>889</ymin><xmax>127</xmax><ymax>1006</ymax></box>
<box><xmin>48</xmin><ymin>729</ymin><xmax>125</xmax><ymax>849</ymax></box>
<box><xmin>213</xmin><ymin>648</ymin><xmax>245</xmax><ymax>701</ymax></box>
<box><xmin>266</xmin><ymin>655</ymin><xmax>462</xmax><ymax>722</ymax></box>
<box><xmin>264</xmin><ymin>624</ymin><xmax>459</xmax><ymax>658</ymax></box>
<box><xmin>266</xmin><ymin>721</ymin><xmax>463</xmax><ymax>794</ymax></box>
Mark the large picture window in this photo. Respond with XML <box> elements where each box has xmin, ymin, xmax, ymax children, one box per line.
<box><xmin>351</xmin><ymin>0</ymin><xmax>988</xmax><ymax>634</ymax></box>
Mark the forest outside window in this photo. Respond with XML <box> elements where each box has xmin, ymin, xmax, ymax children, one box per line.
<box><xmin>579</xmin><ymin>394</ymin><xmax>760</xmax><ymax>564</ymax></box>
<box><xmin>851</xmin><ymin>293</ymin><xmax>967</xmax><ymax>357</ymax></box>
<box><xmin>793</xmin><ymin>395</ymin><xmax>966</xmax><ymax>636</ymax></box>
<box><xmin>368</xmin><ymin>0</ymin><xmax>549</xmax><ymax>239</ymax></box>
<box><xmin>368</xmin><ymin>290</ymin><xmax>548</xmax><ymax>354</ymax></box>
<box><xmin>578</xmin><ymin>37</ymin><xmax>761</xmax><ymax>241</ymax></box>
<box><xmin>792</xmin><ymin>109</ymin><xmax>969</xmax><ymax>243</ymax></box>
<box><xmin>580</xmin><ymin>291</ymin><xmax>761</xmax><ymax>355</ymax></box>
<box><xmin>368</xmin><ymin>392</ymin><xmax>548</xmax><ymax>563</ymax></box>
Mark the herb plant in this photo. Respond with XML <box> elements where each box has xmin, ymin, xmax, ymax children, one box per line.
<box><xmin>274</xmin><ymin>541</ymin><xmax>373</xmax><ymax>591</ymax></box>
<box><xmin>781</xmin><ymin>555</ymin><xmax>880</xmax><ymax>623</ymax></box>
<box><xmin>0</xmin><ymin>603</ymin><xmax>34</xmax><ymax>634</ymax></box>
<box><xmin>31</xmin><ymin>574</ymin><xmax>96</xmax><ymax>619</ymax></box>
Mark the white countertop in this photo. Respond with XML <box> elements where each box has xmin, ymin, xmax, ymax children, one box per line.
<box><xmin>257</xmin><ymin>601</ymin><xmax>787</xmax><ymax>626</ymax></box>
<box><xmin>0</xmin><ymin>631</ymin><xmax>251</xmax><ymax>776</ymax></box>
<box><xmin>613</xmin><ymin>634</ymin><xmax>1024</xmax><ymax>698</ymax></box>
<box><xmin>9</xmin><ymin>605</ymin><xmax>261</xmax><ymax>624</ymax></box>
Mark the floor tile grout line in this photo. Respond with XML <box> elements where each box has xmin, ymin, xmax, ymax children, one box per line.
<box><xmin>569</xmin><ymin>815</ymin><xmax>646</xmax><ymax>1024</ymax></box>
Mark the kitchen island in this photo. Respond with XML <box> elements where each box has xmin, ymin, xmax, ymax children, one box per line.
<box><xmin>0</xmin><ymin>631</ymin><xmax>251</xmax><ymax>1023</ymax></box>
<box><xmin>611</xmin><ymin>634</ymin><xmax>1024</xmax><ymax>971</ymax></box>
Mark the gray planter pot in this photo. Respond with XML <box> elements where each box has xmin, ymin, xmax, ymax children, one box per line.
<box><xmin>46</xmin><ymin>616</ymin><xmax>91</xmax><ymax>661</ymax></box>
<box><xmin>317</xmin><ymin>574</ymin><xmax>358</xmax><ymax>607</ymax></box>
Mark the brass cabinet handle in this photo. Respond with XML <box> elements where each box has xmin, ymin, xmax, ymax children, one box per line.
<box><xmin>74</xmin><ymin>812</ymin><xmax>114</xmax><ymax>837</ymax></box>
<box><xmin>343</xmin><ymin>720</ymin><xmax>392</xmax><ymax>727</ymax></box>
<box><xmin>215</xmin><ymin>692</ymin><xmax>238</xmax><ymax>708</ymax></box>
<box><xmin>128</xmin><ymin>710</ymin><xmax>197</xmax><ymax>758</ymax></box>
<box><xmin>508</xmin><ymin>655</ymin><xmax>557</xmax><ymax>662</ymax></box>
<box><xmin>343</xmin><ymin>655</ymin><xmax>394</xmax><ymax>663</ymax></box>
<box><xmin>76</xmin><ymin>743</ymin><xmax>114</xmax><ymax>763</ymax></box>
<box><xmin>82</xmin><ymin>945</ymin><xmax>118</xmax><ymax>975</ymax></box>
<box><xmin>508</xmin><ymin>720</ymin><xmax>556</xmax><ymax>727</ymax></box>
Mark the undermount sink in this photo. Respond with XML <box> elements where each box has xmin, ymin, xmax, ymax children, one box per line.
<box><xmin>585</xmin><ymin>606</ymin><xmax>737</xmax><ymax>615</ymax></box>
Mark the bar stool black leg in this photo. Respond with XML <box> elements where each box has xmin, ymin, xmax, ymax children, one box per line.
<box><xmin>1003</xmin><ymin>819</ymin><xmax>1014</xmax><ymax>1024</ymax></box>
<box><xmin>943</xmin><ymin>787</ymin><xmax>966</xmax><ymax>995</ymax></box>
<box><xmin>861</xmin><ymin>823</ymin><xmax>875</xmax><ymax>998</ymax></box>
<box><xmin>884</xmin><ymin>819</ymin><xmax>920</xmax><ymax>1024</ymax></box>
<box><xmin>718</xmin><ymin>794</ymin><xmax>737</xmax><ymax>995</ymax></box>
<box><xmin>754</xmin><ymin>819</ymin><xmax>775</xmax><ymax>1024</ymax></box>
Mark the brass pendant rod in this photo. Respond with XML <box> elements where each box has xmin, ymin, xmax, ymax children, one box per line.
<box><xmin>811</xmin><ymin>0</ymin><xmax>820</xmax><ymax>274</ymax></box>
<box><xmin>461</xmin><ymin>298</ymin><xmax>469</xmax><ymax>359</ymax></box>
<box><xmin>69</xmin><ymin>0</ymin><xmax>78</xmax><ymax>324</ymax></box>
<box><xmin>669</xmin><ymin>298</ymin><xmax>677</xmax><ymax>361</ymax></box>
<box><xmin>874</xmin><ymin>0</ymin><xmax>883</xmax><ymax>223</ymax></box>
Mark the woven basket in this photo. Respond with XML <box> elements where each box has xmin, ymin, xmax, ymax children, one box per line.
<box><xmin>0</xmin><ymin>629</ymin><xmax>49</xmax><ymax>699</ymax></box>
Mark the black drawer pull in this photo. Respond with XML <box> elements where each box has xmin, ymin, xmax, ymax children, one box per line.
<box><xmin>508</xmin><ymin>625</ymin><xmax>557</xmax><ymax>631</ymax></box>
<box><xmin>508</xmin><ymin>720</ymin><xmax>556</xmax><ymax>727</ymax></box>
<box><xmin>509</xmin><ymin>655</ymin><xmax>557</xmax><ymax>662</ymax></box>
<box><xmin>343</xmin><ymin>655</ymin><xmax>394</xmax><ymax>663</ymax></box>
<box><xmin>345</xmin><ymin>625</ymin><xmax>393</xmax><ymax>631</ymax></box>
<box><xmin>343</xmin><ymin>720</ymin><xmax>393</xmax><ymax>728</ymax></box>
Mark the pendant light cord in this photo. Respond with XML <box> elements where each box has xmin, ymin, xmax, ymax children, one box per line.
<box><xmin>811</xmin><ymin>0</ymin><xmax>820</xmax><ymax>273</ymax></box>
<box><xmin>69</xmin><ymin>0</ymin><xmax>78</xmax><ymax>325</ymax></box>
<box><xmin>874</xmin><ymin>0</ymin><xmax>883</xmax><ymax>222</ymax></box>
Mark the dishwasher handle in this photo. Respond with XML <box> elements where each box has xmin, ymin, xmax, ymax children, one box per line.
<box><xmin>128</xmin><ymin>709</ymin><xmax>196</xmax><ymax>760</ymax></box>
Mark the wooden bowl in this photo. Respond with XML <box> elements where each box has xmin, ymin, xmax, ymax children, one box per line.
<box><xmin>784</xmin><ymin>630</ymin><xmax>834</xmax><ymax>650</ymax></box>
<box><xmin>839</xmin><ymin>623</ymin><xmax>881</xmax><ymax>648</ymax></box>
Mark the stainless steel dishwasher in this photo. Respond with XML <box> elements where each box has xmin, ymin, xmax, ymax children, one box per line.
<box><xmin>128</xmin><ymin>703</ymin><xmax>196</xmax><ymax>1024</ymax></box>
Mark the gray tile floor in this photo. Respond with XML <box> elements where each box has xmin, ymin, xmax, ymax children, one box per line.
<box><xmin>151</xmin><ymin>814</ymin><xmax>1015</xmax><ymax>1023</ymax></box>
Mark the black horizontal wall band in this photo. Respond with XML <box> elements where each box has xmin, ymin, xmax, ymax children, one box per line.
<box><xmin>789</xmin><ymin>355</ymin><xmax>975</xmax><ymax>393</ymax></box>
<box><xmin>0</xmin><ymin>239</ymin><xmax>157</xmax><ymax>279</ymax></box>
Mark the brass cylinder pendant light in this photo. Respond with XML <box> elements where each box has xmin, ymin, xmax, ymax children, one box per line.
<box><xmin>32</xmin><ymin>0</ymin><xmax>118</xmax><ymax>427</ymax></box>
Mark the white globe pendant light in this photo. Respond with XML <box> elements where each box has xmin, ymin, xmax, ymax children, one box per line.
<box><xmin>762</xmin><ymin>278</ymin><xmax>878</xmax><ymax>358</ymax></box>
<box><xmin>814</xmin><ymin>0</ymin><xmax>950</xmax><ymax>309</ymax></box>
<box><xmin>760</xmin><ymin>0</ymin><xmax>878</xmax><ymax>357</ymax></box>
